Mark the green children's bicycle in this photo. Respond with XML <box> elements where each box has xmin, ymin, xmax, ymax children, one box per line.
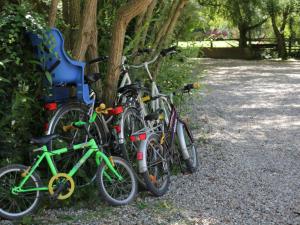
<box><xmin>0</xmin><ymin>119</ymin><xmax>138</xmax><ymax>220</ymax></box>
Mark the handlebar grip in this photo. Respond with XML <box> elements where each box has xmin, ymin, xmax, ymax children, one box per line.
<box><xmin>142</xmin><ymin>95</ymin><xmax>161</xmax><ymax>103</ymax></box>
<box><xmin>183</xmin><ymin>82</ymin><xmax>201</xmax><ymax>91</ymax></box>
<box><xmin>160</xmin><ymin>46</ymin><xmax>177</xmax><ymax>57</ymax></box>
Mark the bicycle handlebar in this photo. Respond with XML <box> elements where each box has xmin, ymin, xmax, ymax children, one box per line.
<box><xmin>87</xmin><ymin>56</ymin><xmax>109</xmax><ymax>65</ymax></box>
<box><xmin>126</xmin><ymin>46</ymin><xmax>179</xmax><ymax>68</ymax></box>
<box><xmin>160</xmin><ymin>46</ymin><xmax>177</xmax><ymax>57</ymax></box>
<box><xmin>183</xmin><ymin>82</ymin><xmax>201</xmax><ymax>92</ymax></box>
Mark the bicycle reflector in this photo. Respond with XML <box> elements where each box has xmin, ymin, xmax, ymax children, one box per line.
<box><xmin>44</xmin><ymin>102</ymin><xmax>57</xmax><ymax>111</ymax></box>
<box><xmin>129</xmin><ymin>133</ymin><xmax>147</xmax><ymax>142</ymax></box>
<box><xmin>108</xmin><ymin>106</ymin><xmax>124</xmax><ymax>115</ymax></box>
<box><xmin>113</xmin><ymin>125</ymin><xmax>121</xmax><ymax>133</ymax></box>
<box><xmin>43</xmin><ymin>123</ymin><xmax>49</xmax><ymax>132</ymax></box>
<box><xmin>142</xmin><ymin>95</ymin><xmax>151</xmax><ymax>103</ymax></box>
<box><xmin>137</xmin><ymin>152</ymin><xmax>143</xmax><ymax>160</ymax></box>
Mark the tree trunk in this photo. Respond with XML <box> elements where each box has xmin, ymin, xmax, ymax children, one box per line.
<box><xmin>153</xmin><ymin>0</ymin><xmax>179</xmax><ymax>50</ymax></box>
<box><xmin>62</xmin><ymin>0</ymin><xmax>69</xmax><ymax>23</ymax></box>
<box><xmin>62</xmin><ymin>0</ymin><xmax>81</xmax><ymax>51</ymax></box>
<box><xmin>72</xmin><ymin>0</ymin><xmax>98</xmax><ymax>61</ymax></box>
<box><xmin>270</xmin><ymin>15</ymin><xmax>287</xmax><ymax>60</ymax></box>
<box><xmin>152</xmin><ymin>0</ymin><xmax>188</xmax><ymax>80</ymax></box>
<box><xmin>132</xmin><ymin>0</ymin><xmax>158</xmax><ymax>53</ymax></box>
<box><xmin>159</xmin><ymin>0</ymin><xmax>188</xmax><ymax>48</ymax></box>
<box><xmin>103</xmin><ymin>0</ymin><xmax>153</xmax><ymax>106</ymax></box>
<box><xmin>48</xmin><ymin>0</ymin><xmax>59</xmax><ymax>27</ymax></box>
<box><xmin>238</xmin><ymin>24</ymin><xmax>248</xmax><ymax>48</ymax></box>
<box><xmin>288</xmin><ymin>17</ymin><xmax>294</xmax><ymax>55</ymax></box>
<box><xmin>69</xmin><ymin>0</ymin><xmax>81</xmax><ymax>50</ymax></box>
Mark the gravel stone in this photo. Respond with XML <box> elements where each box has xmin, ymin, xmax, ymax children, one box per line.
<box><xmin>1</xmin><ymin>59</ymin><xmax>299</xmax><ymax>225</ymax></box>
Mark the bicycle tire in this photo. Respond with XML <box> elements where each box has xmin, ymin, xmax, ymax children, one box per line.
<box><xmin>119</xmin><ymin>107</ymin><xmax>146</xmax><ymax>187</ymax></box>
<box><xmin>96</xmin><ymin>156</ymin><xmax>138</xmax><ymax>206</ymax></box>
<box><xmin>0</xmin><ymin>164</ymin><xmax>43</xmax><ymax>220</ymax></box>
<box><xmin>48</xmin><ymin>102</ymin><xmax>107</xmax><ymax>187</ymax></box>
<box><xmin>181</xmin><ymin>124</ymin><xmax>199</xmax><ymax>173</ymax></box>
<box><xmin>142</xmin><ymin>133</ymin><xmax>170</xmax><ymax>197</ymax></box>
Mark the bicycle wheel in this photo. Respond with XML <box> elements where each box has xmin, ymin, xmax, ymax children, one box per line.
<box><xmin>142</xmin><ymin>133</ymin><xmax>170</xmax><ymax>197</ymax></box>
<box><xmin>96</xmin><ymin>156</ymin><xmax>138</xmax><ymax>205</ymax></box>
<box><xmin>181</xmin><ymin>123</ymin><xmax>198</xmax><ymax>173</ymax></box>
<box><xmin>0</xmin><ymin>164</ymin><xmax>43</xmax><ymax>220</ymax></box>
<box><xmin>48</xmin><ymin>102</ymin><xmax>107</xmax><ymax>187</ymax></box>
<box><xmin>120</xmin><ymin>107</ymin><xmax>146</xmax><ymax>186</ymax></box>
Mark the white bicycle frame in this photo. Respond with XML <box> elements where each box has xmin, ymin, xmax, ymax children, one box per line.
<box><xmin>129</xmin><ymin>54</ymin><xmax>172</xmax><ymax>124</ymax></box>
<box><xmin>119</xmin><ymin>56</ymin><xmax>132</xmax><ymax>88</ymax></box>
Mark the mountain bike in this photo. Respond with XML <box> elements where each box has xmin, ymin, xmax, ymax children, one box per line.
<box><xmin>0</xmin><ymin>120</ymin><xmax>138</xmax><ymax>220</ymax></box>
<box><xmin>130</xmin><ymin>83</ymin><xmax>200</xmax><ymax>196</ymax></box>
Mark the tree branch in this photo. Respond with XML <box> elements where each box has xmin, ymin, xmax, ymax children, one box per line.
<box><xmin>247</xmin><ymin>17</ymin><xmax>268</xmax><ymax>30</ymax></box>
<box><xmin>48</xmin><ymin>0</ymin><xmax>59</xmax><ymax>27</ymax></box>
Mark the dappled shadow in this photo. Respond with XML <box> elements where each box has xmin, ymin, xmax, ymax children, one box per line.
<box><xmin>171</xmin><ymin>59</ymin><xmax>300</xmax><ymax>224</ymax></box>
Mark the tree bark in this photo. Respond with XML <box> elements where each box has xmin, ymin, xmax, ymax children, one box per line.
<box><xmin>153</xmin><ymin>0</ymin><xmax>179</xmax><ymax>50</ymax></box>
<box><xmin>238</xmin><ymin>24</ymin><xmax>248</xmax><ymax>48</ymax></box>
<box><xmin>69</xmin><ymin>0</ymin><xmax>81</xmax><ymax>50</ymax></box>
<box><xmin>159</xmin><ymin>0</ymin><xmax>188</xmax><ymax>48</ymax></box>
<box><xmin>103</xmin><ymin>0</ymin><xmax>153</xmax><ymax>106</ymax></box>
<box><xmin>48</xmin><ymin>0</ymin><xmax>59</xmax><ymax>27</ymax></box>
<box><xmin>72</xmin><ymin>0</ymin><xmax>98</xmax><ymax>62</ymax></box>
<box><xmin>132</xmin><ymin>0</ymin><xmax>158</xmax><ymax>53</ymax></box>
<box><xmin>270</xmin><ymin>14</ymin><xmax>287</xmax><ymax>60</ymax></box>
<box><xmin>151</xmin><ymin>0</ymin><xmax>188</xmax><ymax>80</ymax></box>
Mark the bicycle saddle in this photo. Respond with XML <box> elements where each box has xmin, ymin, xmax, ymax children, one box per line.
<box><xmin>30</xmin><ymin>134</ymin><xmax>59</xmax><ymax>145</ymax></box>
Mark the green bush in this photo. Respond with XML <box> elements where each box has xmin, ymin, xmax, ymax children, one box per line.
<box><xmin>0</xmin><ymin>3</ymin><xmax>47</xmax><ymax>165</ymax></box>
<box><xmin>157</xmin><ymin>55</ymin><xmax>197</xmax><ymax>93</ymax></box>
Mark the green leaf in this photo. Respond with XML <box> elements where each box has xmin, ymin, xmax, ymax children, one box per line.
<box><xmin>45</xmin><ymin>71</ymin><xmax>52</xmax><ymax>85</ymax></box>
<box><xmin>0</xmin><ymin>76</ymin><xmax>10</xmax><ymax>83</ymax></box>
<box><xmin>0</xmin><ymin>62</ymin><xmax>5</xmax><ymax>69</ymax></box>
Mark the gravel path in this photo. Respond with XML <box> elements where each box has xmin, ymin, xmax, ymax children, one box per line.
<box><xmin>1</xmin><ymin>59</ymin><xmax>300</xmax><ymax>225</ymax></box>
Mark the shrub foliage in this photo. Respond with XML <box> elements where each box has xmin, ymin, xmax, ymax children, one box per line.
<box><xmin>0</xmin><ymin>3</ymin><xmax>47</xmax><ymax>165</ymax></box>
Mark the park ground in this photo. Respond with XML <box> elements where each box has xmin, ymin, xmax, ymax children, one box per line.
<box><xmin>1</xmin><ymin>58</ymin><xmax>300</xmax><ymax>225</ymax></box>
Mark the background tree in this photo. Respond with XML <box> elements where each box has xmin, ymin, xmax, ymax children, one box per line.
<box><xmin>103</xmin><ymin>0</ymin><xmax>153</xmax><ymax>106</ymax></box>
<box><xmin>198</xmin><ymin>0</ymin><xmax>268</xmax><ymax>47</ymax></box>
<box><xmin>48</xmin><ymin>0</ymin><xmax>59</xmax><ymax>27</ymax></box>
<box><xmin>265</xmin><ymin>0</ymin><xmax>298</xmax><ymax>59</ymax></box>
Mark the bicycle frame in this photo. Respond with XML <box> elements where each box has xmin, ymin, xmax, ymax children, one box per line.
<box><xmin>128</xmin><ymin>55</ymin><xmax>171</xmax><ymax>120</ymax></box>
<box><xmin>136</xmin><ymin>104</ymin><xmax>194</xmax><ymax>173</ymax></box>
<box><xmin>12</xmin><ymin>138</ymin><xmax>122</xmax><ymax>194</ymax></box>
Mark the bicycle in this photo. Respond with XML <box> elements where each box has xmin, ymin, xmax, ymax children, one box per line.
<box><xmin>130</xmin><ymin>83</ymin><xmax>200</xmax><ymax>196</ymax></box>
<box><xmin>0</xmin><ymin>120</ymin><xmax>138</xmax><ymax>220</ymax></box>
<box><xmin>46</xmin><ymin>50</ymin><xmax>152</xmax><ymax>187</ymax></box>
<box><xmin>119</xmin><ymin>47</ymin><xmax>190</xmax><ymax>185</ymax></box>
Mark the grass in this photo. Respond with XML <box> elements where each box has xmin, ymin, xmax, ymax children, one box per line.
<box><xmin>177</xmin><ymin>40</ymin><xmax>239</xmax><ymax>58</ymax></box>
<box><xmin>178</xmin><ymin>40</ymin><xmax>239</xmax><ymax>48</ymax></box>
